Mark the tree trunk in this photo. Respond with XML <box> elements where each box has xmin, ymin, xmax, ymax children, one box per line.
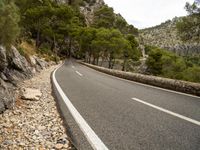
<box><xmin>89</xmin><ymin>53</ymin><xmax>92</xmax><ymax>64</ymax></box>
<box><xmin>100</xmin><ymin>57</ymin><xmax>104</xmax><ymax>66</ymax></box>
<box><xmin>68</xmin><ymin>37</ymin><xmax>72</xmax><ymax>57</ymax></box>
<box><xmin>122</xmin><ymin>58</ymin><xmax>127</xmax><ymax>71</ymax></box>
<box><xmin>53</xmin><ymin>35</ymin><xmax>58</xmax><ymax>64</ymax></box>
<box><xmin>92</xmin><ymin>57</ymin><xmax>96</xmax><ymax>65</ymax></box>
<box><xmin>108</xmin><ymin>56</ymin><xmax>112</xmax><ymax>69</ymax></box>
<box><xmin>96</xmin><ymin>56</ymin><xmax>99</xmax><ymax>65</ymax></box>
<box><xmin>111</xmin><ymin>59</ymin><xmax>115</xmax><ymax>69</ymax></box>
<box><xmin>36</xmin><ymin>29</ymin><xmax>40</xmax><ymax>49</ymax></box>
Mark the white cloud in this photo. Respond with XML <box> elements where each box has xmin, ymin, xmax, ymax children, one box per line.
<box><xmin>104</xmin><ymin>0</ymin><xmax>194</xmax><ymax>29</ymax></box>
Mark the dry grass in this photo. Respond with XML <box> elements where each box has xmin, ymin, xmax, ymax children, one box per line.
<box><xmin>19</xmin><ymin>41</ymin><xmax>36</xmax><ymax>56</ymax></box>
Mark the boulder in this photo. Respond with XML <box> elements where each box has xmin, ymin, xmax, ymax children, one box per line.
<box><xmin>34</xmin><ymin>56</ymin><xmax>48</xmax><ymax>70</ymax></box>
<box><xmin>21</xmin><ymin>88</ymin><xmax>42</xmax><ymax>101</ymax></box>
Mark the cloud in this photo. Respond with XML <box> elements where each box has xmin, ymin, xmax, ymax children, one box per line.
<box><xmin>104</xmin><ymin>0</ymin><xmax>194</xmax><ymax>29</ymax></box>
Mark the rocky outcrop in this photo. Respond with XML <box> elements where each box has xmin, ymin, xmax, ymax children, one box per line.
<box><xmin>80</xmin><ymin>0</ymin><xmax>104</xmax><ymax>25</ymax></box>
<box><xmin>140</xmin><ymin>17</ymin><xmax>200</xmax><ymax>55</ymax></box>
<box><xmin>0</xmin><ymin>46</ymin><xmax>52</xmax><ymax>113</ymax></box>
<box><xmin>81</xmin><ymin>62</ymin><xmax>200</xmax><ymax>96</ymax></box>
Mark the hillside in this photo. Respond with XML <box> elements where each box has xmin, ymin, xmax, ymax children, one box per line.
<box><xmin>140</xmin><ymin>17</ymin><xmax>200</xmax><ymax>56</ymax></box>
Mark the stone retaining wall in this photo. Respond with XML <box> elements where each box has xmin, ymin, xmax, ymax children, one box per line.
<box><xmin>80</xmin><ymin>62</ymin><xmax>200</xmax><ymax>96</ymax></box>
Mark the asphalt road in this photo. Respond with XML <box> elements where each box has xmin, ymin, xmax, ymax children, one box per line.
<box><xmin>55</xmin><ymin>59</ymin><xmax>200</xmax><ymax>150</ymax></box>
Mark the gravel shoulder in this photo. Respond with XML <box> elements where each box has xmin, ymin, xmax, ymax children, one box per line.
<box><xmin>0</xmin><ymin>65</ymin><xmax>74</xmax><ymax>150</ymax></box>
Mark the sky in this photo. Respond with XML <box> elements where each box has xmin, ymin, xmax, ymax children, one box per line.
<box><xmin>104</xmin><ymin>0</ymin><xmax>194</xmax><ymax>29</ymax></box>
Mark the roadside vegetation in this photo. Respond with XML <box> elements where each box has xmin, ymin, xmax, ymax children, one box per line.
<box><xmin>145</xmin><ymin>46</ymin><xmax>200</xmax><ymax>83</ymax></box>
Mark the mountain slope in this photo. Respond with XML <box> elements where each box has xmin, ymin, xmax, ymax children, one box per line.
<box><xmin>140</xmin><ymin>17</ymin><xmax>200</xmax><ymax>56</ymax></box>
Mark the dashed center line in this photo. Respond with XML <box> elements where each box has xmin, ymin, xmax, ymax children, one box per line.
<box><xmin>131</xmin><ymin>98</ymin><xmax>200</xmax><ymax>126</ymax></box>
<box><xmin>76</xmin><ymin>71</ymin><xmax>83</xmax><ymax>76</ymax></box>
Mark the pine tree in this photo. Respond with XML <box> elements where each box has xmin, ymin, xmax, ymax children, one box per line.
<box><xmin>0</xmin><ymin>0</ymin><xmax>20</xmax><ymax>47</ymax></box>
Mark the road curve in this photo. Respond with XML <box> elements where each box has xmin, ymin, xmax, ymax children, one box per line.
<box><xmin>54</xmin><ymin>59</ymin><xmax>200</xmax><ymax>150</ymax></box>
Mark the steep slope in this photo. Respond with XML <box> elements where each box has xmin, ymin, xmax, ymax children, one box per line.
<box><xmin>140</xmin><ymin>17</ymin><xmax>200</xmax><ymax>56</ymax></box>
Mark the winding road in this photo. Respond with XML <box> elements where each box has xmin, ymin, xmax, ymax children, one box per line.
<box><xmin>54</xmin><ymin>59</ymin><xmax>200</xmax><ymax>150</ymax></box>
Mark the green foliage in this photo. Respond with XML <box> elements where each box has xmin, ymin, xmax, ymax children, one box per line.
<box><xmin>176</xmin><ymin>0</ymin><xmax>200</xmax><ymax>42</ymax></box>
<box><xmin>146</xmin><ymin>46</ymin><xmax>200</xmax><ymax>83</ymax></box>
<box><xmin>0</xmin><ymin>0</ymin><xmax>20</xmax><ymax>47</ymax></box>
<box><xmin>146</xmin><ymin>48</ymin><xmax>163</xmax><ymax>75</ymax></box>
<box><xmin>126</xmin><ymin>25</ymin><xmax>139</xmax><ymax>35</ymax></box>
<box><xmin>184</xmin><ymin>55</ymin><xmax>200</xmax><ymax>66</ymax></box>
<box><xmin>183</xmin><ymin>66</ymin><xmax>200</xmax><ymax>82</ymax></box>
<box><xmin>126</xmin><ymin>34</ymin><xmax>140</xmax><ymax>61</ymax></box>
<box><xmin>78</xmin><ymin>27</ymin><xmax>97</xmax><ymax>57</ymax></box>
<box><xmin>176</xmin><ymin>16</ymin><xmax>200</xmax><ymax>41</ymax></box>
<box><xmin>114</xmin><ymin>14</ymin><xmax>127</xmax><ymax>33</ymax></box>
<box><xmin>92</xmin><ymin>5</ymin><xmax>115</xmax><ymax>28</ymax></box>
<box><xmin>144</xmin><ymin>45</ymin><xmax>158</xmax><ymax>54</ymax></box>
<box><xmin>92</xmin><ymin>6</ymin><xmax>138</xmax><ymax>35</ymax></box>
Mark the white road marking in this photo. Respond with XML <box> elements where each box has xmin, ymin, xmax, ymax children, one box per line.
<box><xmin>72</xmin><ymin>66</ymin><xmax>75</xmax><ymax>69</ymax></box>
<box><xmin>81</xmin><ymin>65</ymin><xmax>200</xmax><ymax>99</ymax></box>
<box><xmin>131</xmin><ymin>98</ymin><xmax>200</xmax><ymax>126</ymax></box>
<box><xmin>53</xmin><ymin>65</ymin><xmax>108</xmax><ymax>150</ymax></box>
<box><xmin>76</xmin><ymin>71</ymin><xmax>83</xmax><ymax>76</ymax></box>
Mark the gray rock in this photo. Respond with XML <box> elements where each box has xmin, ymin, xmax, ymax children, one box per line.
<box><xmin>29</xmin><ymin>56</ymin><xmax>37</xmax><ymax>66</ymax></box>
<box><xmin>0</xmin><ymin>46</ymin><xmax>8</xmax><ymax>71</ymax></box>
<box><xmin>140</xmin><ymin>17</ymin><xmax>200</xmax><ymax>55</ymax></box>
<box><xmin>34</xmin><ymin>56</ymin><xmax>48</xmax><ymax>70</ymax></box>
<box><xmin>21</xmin><ymin>88</ymin><xmax>42</xmax><ymax>101</ymax></box>
<box><xmin>0</xmin><ymin>72</ymin><xmax>8</xmax><ymax>81</ymax></box>
<box><xmin>0</xmin><ymin>78</ymin><xmax>15</xmax><ymax>113</ymax></box>
<box><xmin>9</xmin><ymin>46</ymin><xmax>33</xmax><ymax>76</ymax></box>
<box><xmin>0</xmin><ymin>99</ymin><xmax>5</xmax><ymax>113</ymax></box>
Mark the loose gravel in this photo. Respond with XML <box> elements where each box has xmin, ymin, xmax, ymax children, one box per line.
<box><xmin>0</xmin><ymin>65</ymin><xmax>73</xmax><ymax>150</ymax></box>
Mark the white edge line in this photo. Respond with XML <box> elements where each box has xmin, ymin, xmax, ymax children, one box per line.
<box><xmin>53</xmin><ymin>64</ymin><xmax>109</xmax><ymax>150</ymax></box>
<box><xmin>132</xmin><ymin>98</ymin><xmax>200</xmax><ymax>126</ymax></box>
<box><xmin>80</xmin><ymin>64</ymin><xmax>200</xmax><ymax>99</ymax></box>
<box><xmin>76</xmin><ymin>70</ymin><xmax>83</xmax><ymax>76</ymax></box>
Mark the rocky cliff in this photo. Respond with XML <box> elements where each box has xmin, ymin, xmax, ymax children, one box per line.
<box><xmin>80</xmin><ymin>0</ymin><xmax>104</xmax><ymax>25</ymax></box>
<box><xmin>56</xmin><ymin>0</ymin><xmax>105</xmax><ymax>25</ymax></box>
<box><xmin>0</xmin><ymin>46</ymin><xmax>52</xmax><ymax>113</ymax></box>
<box><xmin>140</xmin><ymin>17</ymin><xmax>200</xmax><ymax>56</ymax></box>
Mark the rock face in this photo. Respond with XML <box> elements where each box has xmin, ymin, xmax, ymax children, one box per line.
<box><xmin>0</xmin><ymin>46</ymin><xmax>50</xmax><ymax>113</ymax></box>
<box><xmin>140</xmin><ymin>17</ymin><xmax>200</xmax><ymax>55</ymax></box>
<box><xmin>80</xmin><ymin>0</ymin><xmax>105</xmax><ymax>25</ymax></box>
<box><xmin>0</xmin><ymin>46</ymin><xmax>8</xmax><ymax>71</ymax></box>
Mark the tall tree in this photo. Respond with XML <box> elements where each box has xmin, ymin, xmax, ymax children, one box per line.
<box><xmin>122</xmin><ymin>34</ymin><xmax>140</xmax><ymax>71</ymax></box>
<box><xmin>176</xmin><ymin>0</ymin><xmax>200</xmax><ymax>42</ymax></box>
